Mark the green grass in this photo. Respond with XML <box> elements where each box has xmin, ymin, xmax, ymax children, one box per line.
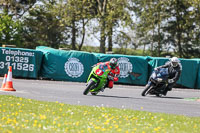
<box><xmin>0</xmin><ymin>95</ymin><xmax>199</xmax><ymax>133</ymax></box>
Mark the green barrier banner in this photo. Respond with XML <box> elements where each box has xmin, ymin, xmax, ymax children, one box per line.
<box><xmin>36</xmin><ymin>46</ymin><xmax>98</xmax><ymax>82</ymax></box>
<box><xmin>0</xmin><ymin>47</ymin><xmax>43</xmax><ymax>78</ymax></box>
<box><xmin>197</xmin><ymin>63</ymin><xmax>200</xmax><ymax>89</ymax></box>
<box><xmin>148</xmin><ymin>57</ymin><xmax>199</xmax><ymax>89</ymax></box>
<box><xmin>177</xmin><ymin>59</ymin><xmax>198</xmax><ymax>89</ymax></box>
<box><xmin>94</xmin><ymin>53</ymin><xmax>149</xmax><ymax>85</ymax></box>
<box><xmin>193</xmin><ymin>59</ymin><xmax>200</xmax><ymax>89</ymax></box>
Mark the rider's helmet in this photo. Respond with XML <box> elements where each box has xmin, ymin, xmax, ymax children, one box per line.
<box><xmin>170</xmin><ymin>57</ymin><xmax>180</xmax><ymax>67</ymax></box>
<box><xmin>109</xmin><ymin>58</ymin><xmax>118</xmax><ymax>69</ymax></box>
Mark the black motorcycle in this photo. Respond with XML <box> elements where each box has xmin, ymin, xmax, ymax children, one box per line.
<box><xmin>141</xmin><ymin>68</ymin><xmax>169</xmax><ymax>97</ymax></box>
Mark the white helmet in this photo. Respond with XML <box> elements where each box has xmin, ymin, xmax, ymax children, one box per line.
<box><xmin>170</xmin><ymin>57</ymin><xmax>180</xmax><ymax>67</ymax></box>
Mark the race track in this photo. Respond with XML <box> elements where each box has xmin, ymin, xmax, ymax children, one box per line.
<box><xmin>0</xmin><ymin>78</ymin><xmax>200</xmax><ymax>117</ymax></box>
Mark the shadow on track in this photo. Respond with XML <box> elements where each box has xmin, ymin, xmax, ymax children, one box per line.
<box><xmin>150</xmin><ymin>96</ymin><xmax>184</xmax><ymax>99</ymax></box>
<box><xmin>89</xmin><ymin>94</ymin><xmax>143</xmax><ymax>100</ymax></box>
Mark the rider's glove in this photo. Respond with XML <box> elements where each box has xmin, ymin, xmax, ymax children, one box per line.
<box><xmin>154</xmin><ymin>67</ymin><xmax>159</xmax><ymax>71</ymax></box>
<box><xmin>113</xmin><ymin>77</ymin><xmax>119</xmax><ymax>82</ymax></box>
<box><xmin>108</xmin><ymin>75</ymin><xmax>114</xmax><ymax>80</ymax></box>
<box><xmin>157</xmin><ymin>78</ymin><xmax>162</xmax><ymax>82</ymax></box>
<box><xmin>168</xmin><ymin>79</ymin><xmax>174</xmax><ymax>83</ymax></box>
<box><xmin>92</xmin><ymin>64</ymin><xmax>97</xmax><ymax>67</ymax></box>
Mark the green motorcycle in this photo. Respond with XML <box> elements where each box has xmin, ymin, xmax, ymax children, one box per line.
<box><xmin>83</xmin><ymin>63</ymin><xmax>114</xmax><ymax>95</ymax></box>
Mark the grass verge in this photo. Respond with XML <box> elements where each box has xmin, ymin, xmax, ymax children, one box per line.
<box><xmin>0</xmin><ymin>95</ymin><xmax>199</xmax><ymax>133</ymax></box>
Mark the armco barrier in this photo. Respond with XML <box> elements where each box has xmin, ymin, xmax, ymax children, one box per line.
<box><xmin>0</xmin><ymin>47</ymin><xmax>43</xmax><ymax>78</ymax></box>
<box><xmin>93</xmin><ymin>53</ymin><xmax>149</xmax><ymax>85</ymax></box>
<box><xmin>148</xmin><ymin>57</ymin><xmax>199</xmax><ymax>89</ymax></box>
<box><xmin>36</xmin><ymin>46</ymin><xmax>98</xmax><ymax>82</ymax></box>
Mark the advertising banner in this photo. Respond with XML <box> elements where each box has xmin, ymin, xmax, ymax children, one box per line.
<box><xmin>36</xmin><ymin>46</ymin><xmax>98</xmax><ymax>82</ymax></box>
<box><xmin>197</xmin><ymin>62</ymin><xmax>200</xmax><ymax>89</ymax></box>
<box><xmin>0</xmin><ymin>47</ymin><xmax>43</xmax><ymax>78</ymax></box>
<box><xmin>94</xmin><ymin>53</ymin><xmax>149</xmax><ymax>85</ymax></box>
<box><xmin>177</xmin><ymin>59</ymin><xmax>199</xmax><ymax>89</ymax></box>
<box><xmin>192</xmin><ymin>59</ymin><xmax>200</xmax><ymax>89</ymax></box>
<box><xmin>148</xmin><ymin>57</ymin><xmax>199</xmax><ymax>89</ymax></box>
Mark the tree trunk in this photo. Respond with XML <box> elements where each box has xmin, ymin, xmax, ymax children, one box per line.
<box><xmin>71</xmin><ymin>17</ymin><xmax>76</xmax><ymax>50</ymax></box>
<box><xmin>108</xmin><ymin>24</ymin><xmax>113</xmax><ymax>52</ymax></box>
<box><xmin>177</xmin><ymin>31</ymin><xmax>183</xmax><ymax>58</ymax></box>
<box><xmin>176</xmin><ymin>2</ymin><xmax>183</xmax><ymax>58</ymax></box>
<box><xmin>151</xmin><ymin>29</ymin><xmax>155</xmax><ymax>56</ymax></box>
<box><xmin>99</xmin><ymin>17</ymin><xmax>106</xmax><ymax>53</ymax></box>
<box><xmin>157</xmin><ymin>7</ymin><xmax>162</xmax><ymax>57</ymax></box>
<box><xmin>79</xmin><ymin>19</ymin><xmax>86</xmax><ymax>51</ymax></box>
<box><xmin>143</xmin><ymin>43</ymin><xmax>146</xmax><ymax>55</ymax></box>
<box><xmin>158</xmin><ymin>24</ymin><xmax>161</xmax><ymax>57</ymax></box>
<box><xmin>97</xmin><ymin>0</ymin><xmax>107</xmax><ymax>53</ymax></box>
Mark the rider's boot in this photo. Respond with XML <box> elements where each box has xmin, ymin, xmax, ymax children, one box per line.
<box><xmin>108</xmin><ymin>80</ymin><xmax>113</xmax><ymax>89</ymax></box>
<box><xmin>162</xmin><ymin>85</ymin><xmax>172</xmax><ymax>96</ymax></box>
<box><xmin>101</xmin><ymin>87</ymin><xmax>105</xmax><ymax>92</ymax></box>
<box><xmin>162</xmin><ymin>89</ymin><xmax>168</xmax><ymax>96</ymax></box>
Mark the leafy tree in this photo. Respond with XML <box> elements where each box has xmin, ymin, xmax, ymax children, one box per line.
<box><xmin>0</xmin><ymin>13</ymin><xmax>22</xmax><ymax>47</ymax></box>
<box><xmin>187</xmin><ymin>0</ymin><xmax>200</xmax><ymax>57</ymax></box>
<box><xmin>0</xmin><ymin>0</ymin><xmax>37</xmax><ymax>17</ymax></box>
<box><xmin>94</xmin><ymin>0</ymin><xmax>132</xmax><ymax>53</ymax></box>
<box><xmin>96</xmin><ymin>0</ymin><xmax>107</xmax><ymax>53</ymax></box>
<box><xmin>22</xmin><ymin>0</ymin><xmax>68</xmax><ymax>48</ymax></box>
<box><xmin>114</xmin><ymin>31</ymin><xmax>131</xmax><ymax>55</ymax></box>
<box><xmin>107</xmin><ymin>0</ymin><xmax>132</xmax><ymax>52</ymax></box>
<box><xmin>61</xmin><ymin>0</ymin><xmax>96</xmax><ymax>50</ymax></box>
<box><xmin>163</xmin><ymin>0</ymin><xmax>197</xmax><ymax>58</ymax></box>
<box><xmin>0</xmin><ymin>0</ymin><xmax>37</xmax><ymax>48</ymax></box>
<box><xmin>129</xmin><ymin>0</ymin><xmax>169</xmax><ymax>56</ymax></box>
<box><xmin>129</xmin><ymin>0</ymin><xmax>200</xmax><ymax>58</ymax></box>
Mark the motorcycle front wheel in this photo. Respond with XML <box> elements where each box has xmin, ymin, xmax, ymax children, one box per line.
<box><xmin>141</xmin><ymin>84</ymin><xmax>152</xmax><ymax>96</ymax></box>
<box><xmin>83</xmin><ymin>80</ymin><xmax>96</xmax><ymax>95</ymax></box>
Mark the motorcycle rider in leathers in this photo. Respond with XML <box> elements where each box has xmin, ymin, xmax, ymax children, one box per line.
<box><xmin>154</xmin><ymin>57</ymin><xmax>182</xmax><ymax>96</ymax></box>
<box><xmin>96</xmin><ymin>58</ymin><xmax>120</xmax><ymax>91</ymax></box>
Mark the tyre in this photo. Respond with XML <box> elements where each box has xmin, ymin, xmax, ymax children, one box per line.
<box><xmin>91</xmin><ymin>92</ymin><xmax>97</xmax><ymax>95</ymax></box>
<box><xmin>141</xmin><ymin>84</ymin><xmax>152</xmax><ymax>96</ymax></box>
<box><xmin>156</xmin><ymin>94</ymin><xmax>161</xmax><ymax>97</ymax></box>
<box><xmin>83</xmin><ymin>80</ymin><xmax>96</xmax><ymax>95</ymax></box>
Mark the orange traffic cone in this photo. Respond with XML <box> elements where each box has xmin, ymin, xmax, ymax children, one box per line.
<box><xmin>1</xmin><ymin>66</ymin><xmax>16</xmax><ymax>91</ymax></box>
<box><xmin>0</xmin><ymin>74</ymin><xmax>7</xmax><ymax>89</ymax></box>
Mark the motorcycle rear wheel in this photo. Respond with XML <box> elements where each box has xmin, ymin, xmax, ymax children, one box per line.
<box><xmin>83</xmin><ymin>80</ymin><xmax>96</xmax><ymax>95</ymax></box>
<box><xmin>141</xmin><ymin>85</ymin><xmax>152</xmax><ymax>96</ymax></box>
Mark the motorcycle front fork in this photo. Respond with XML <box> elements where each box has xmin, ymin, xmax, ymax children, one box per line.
<box><xmin>147</xmin><ymin>81</ymin><xmax>152</xmax><ymax>86</ymax></box>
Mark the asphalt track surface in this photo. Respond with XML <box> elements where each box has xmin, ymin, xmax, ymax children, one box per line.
<box><xmin>0</xmin><ymin>78</ymin><xmax>200</xmax><ymax>117</ymax></box>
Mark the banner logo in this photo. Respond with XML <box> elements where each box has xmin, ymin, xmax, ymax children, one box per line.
<box><xmin>64</xmin><ymin>58</ymin><xmax>84</xmax><ymax>78</ymax></box>
<box><xmin>118</xmin><ymin>57</ymin><xmax>132</xmax><ymax>78</ymax></box>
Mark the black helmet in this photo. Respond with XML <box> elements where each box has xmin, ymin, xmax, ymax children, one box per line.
<box><xmin>109</xmin><ymin>58</ymin><xmax>118</xmax><ymax>69</ymax></box>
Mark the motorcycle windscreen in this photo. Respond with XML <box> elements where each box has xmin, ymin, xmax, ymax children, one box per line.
<box><xmin>158</xmin><ymin>68</ymin><xmax>169</xmax><ymax>77</ymax></box>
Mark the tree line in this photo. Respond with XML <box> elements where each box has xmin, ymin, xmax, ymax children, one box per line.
<box><xmin>0</xmin><ymin>0</ymin><xmax>200</xmax><ymax>58</ymax></box>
